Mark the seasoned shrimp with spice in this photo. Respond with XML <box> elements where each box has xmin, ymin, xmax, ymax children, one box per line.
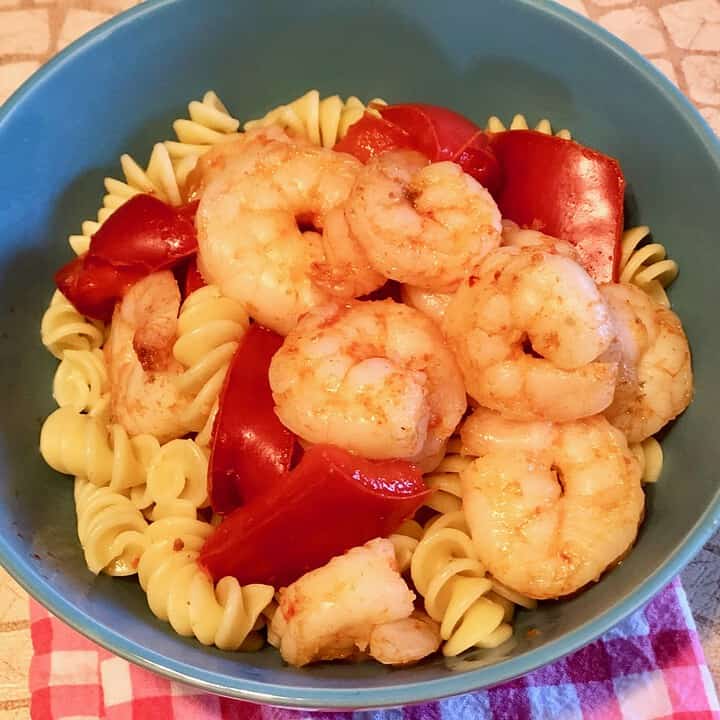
<box><xmin>345</xmin><ymin>150</ymin><xmax>502</xmax><ymax>292</ymax></box>
<box><xmin>444</xmin><ymin>246</ymin><xmax>617</xmax><ymax>422</ymax></box>
<box><xmin>601</xmin><ymin>282</ymin><xmax>693</xmax><ymax>442</ymax></box>
<box><xmin>269</xmin><ymin>299</ymin><xmax>466</xmax><ymax>468</ymax></box>
<box><xmin>461</xmin><ymin>413</ymin><xmax>644</xmax><ymax>600</ymax></box>
<box><xmin>105</xmin><ymin>271</ymin><xmax>192</xmax><ymax>444</ymax></box>
<box><xmin>193</xmin><ymin>129</ymin><xmax>384</xmax><ymax>335</ymax></box>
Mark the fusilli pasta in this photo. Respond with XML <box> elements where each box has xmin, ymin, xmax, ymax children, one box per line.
<box><xmin>619</xmin><ymin>226</ymin><xmax>678</xmax><ymax>308</ymax></box>
<box><xmin>41</xmin><ymin>291</ymin><xmax>105</xmax><ymax>359</ymax></box>
<box><xmin>40</xmin><ymin>407</ymin><xmax>159</xmax><ymax>492</ymax></box>
<box><xmin>74</xmin><ymin>478</ymin><xmax>149</xmax><ymax>576</ymax></box>
<box><xmin>422</xmin><ymin>438</ymin><xmax>470</xmax><ymax>515</ymax></box>
<box><xmin>244</xmin><ymin>89</ymin><xmax>386</xmax><ymax>149</ymax></box>
<box><xmin>138</xmin><ymin>507</ymin><xmax>273</xmax><ymax>650</ymax></box>
<box><xmin>485</xmin><ymin>113</ymin><xmax>571</xmax><ymax>139</ymax></box>
<box><xmin>631</xmin><ymin>437</ymin><xmax>664</xmax><ymax>484</ymax></box>
<box><xmin>52</xmin><ymin>348</ymin><xmax>110</xmax><ymax>420</ymax></box>
<box><xmin>172</xmin><ymin>285</ymin><xmax>249</xmax><ymax>432</ymax></box>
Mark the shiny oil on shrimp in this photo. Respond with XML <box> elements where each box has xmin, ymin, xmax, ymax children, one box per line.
<box><xmin>444</xmin><ymin>246</ymin><xmax>617</xmax><ymax>422</ymax></box>
<box><xmin>268</xmin><ymin>299</ymin><xmax>466</xmax><ymax>469</ymax></box>
<box><xmin>105</xmin><ymin>271</ymin><xmax>192</xmax><ymax>444</ymax></box>
<box><xmin>345</xmin><ymin>150</ymin><xmax>502</xmax><ymax>292</ymax></box>
<box><xmin>194</xmin><ymin>128</ymin><xmax>384</xmax><ymax>335</ymax></box>
<box><xmin>461</xmin><ymin>411</ymin><xmax>644</xmax><ymax>600</ymax></box>
<box><xmin>601</xmin><ymin>282</ymin><xmax>693</xmax><ymax>442</ymax></box>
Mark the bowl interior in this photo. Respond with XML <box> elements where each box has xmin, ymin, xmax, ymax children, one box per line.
<box><xmin>0</xmin><ymin>0</ymin><xmax>719</xmax><ymax>708</ymax></box>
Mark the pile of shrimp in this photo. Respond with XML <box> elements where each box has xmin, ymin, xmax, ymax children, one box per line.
<box><xmin>104</xmin><ymin>127</ymin><xmax>693</xmax><ymax>666</ymax></box>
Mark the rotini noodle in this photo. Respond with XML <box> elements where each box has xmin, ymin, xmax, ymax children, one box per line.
<box><xmin>244</xmin><ymin>89</ymin><xmax>386</xmax><ymax>149</ymax></box>
<box><xmin>40</xmin><ymin>407</ymin><xmax>159</xmax><ymax>492</ymax></box>
<box><xmin>411</xmin><ymin>510</ymin><xmax>521</xmax><ymax>656</ymax></box>
<box><xmin>130</xmin><ymin>438</ymin><xmax>208</xmax><ymax>512</ymax></box>
<box><xmin>138</xmin><ymin>508</ymin><xmax>273</xmax><ymax>650</ymax></box>
<box><xmin>389</xmin><ymin>519</ymin><xmax>424</xmax><ymax>574</ymax></box>
<box><xmin>172</xmin><ymin>285</ymin><xmax>249</xmax><ymax>432</ymax></box>
<box><xmin>485</xmin><ymin>113</ymin><xmax>572</xmax><ymax>139</ymax></box>
<box><xmin>422</xmin><ymin>438</ymin><xmax>471</xmax><ymax>515</ymax></box>
<box><xmin>74</xmin><ymin>477</ymin><xmax>149</xmax><ymax>576</ymax></box>
<box><xmin>619</xmin><ymin>226</ymin><xmax>678</xmax><ymax>308</ymax></box>
<box><xmin>630</xmin><ymin>436</ymin><xmax>664</xmax><ymax>484</ymax></box>
<box><xmin>165</xmin><ymin>91</ymin><xmax>240</xmax><ymax>189</ymax></box>
<box><xmin>41</xmin><ymin>291</ymin><xmax>105</xmax><ymax>359</ymax></box>
<box><xmin>52</xmin><ymin>348</ymin><xmax>110</xmax><ymax>420</ymax></box>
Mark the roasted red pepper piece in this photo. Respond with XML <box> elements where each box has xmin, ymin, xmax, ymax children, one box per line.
<box><xmin>182</xmin><ymin>256</ymin><xmax>207</xmax><ymax>297</ymax></box>
<box><xmin>334</xmin><ymin>113</ymin><xmax>420</xmax><ymax>162</ymax></box>
<box><xmin>200</xmin><ymin>444</ymin><xmax>430</xmax><ymax>587</ymax></box>
<box><xmin>54</xmin><ymin>194</ymin><xmax>199</xmax><ymax>322</ymax></box>
<box><xmin>208</xmin><ymin>325</ymin><xmax>297</xmax><ymax>514</ymax></box>
<box><xmin>490</xmin><ymin>130</ymin><xmax>625</xmax><ymax>283</ymax></box>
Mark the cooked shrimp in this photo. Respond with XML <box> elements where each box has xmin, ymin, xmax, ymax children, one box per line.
<box><xmin>400</xmin><ymin>284</ymin><xmax>453</xmax><ymax>326</ymax></box>
<box><xmin>444</xmin><ymin>246</ymin><xmax>617</xmax><ymax>421</ymax></box>
<box><xmin>601</xmin><ymin>282</ymin><xmax>693</xmax><ymax>442</ymax></box>
<box><xmin>345</xmin><ymin>150</ymin><xmax>502</xmax><ymax>292</ymax></box>
<box><xmin>369</xmin><ymin>611</ymin><xmax>442</xmax><ymax>666</ymax></box>
<box><xmin>461</xmin><ymin>414</ymin><xmax>644</xmax><ymax>600</ymax></box>
<box><xmin>501</xmin><ymin>220</ymin><xmax>580</xmax><ymax>260</ymax></box>
<box><xmin>269</xmin><ymin>538</ymin><xmax>416</xmax><ymax>667</ymax></box>
<box><xmin>461</xmin><ymin>407</ymin><xmax>555</xmax><ymax>456</ymax></box>
<box><xmin>105</xmin><ymin>271</ymin><xmax>191</xmax><ymax>444</ymax></box>
<box><xmin>269</xmin><ymin>299</ymin><xmax>466</xmax><ymax>467</ymax></box>
<box><xmin>194</xmin><ymin>129</ymin><xmax>384</xmax><ymax>334</ymax></box>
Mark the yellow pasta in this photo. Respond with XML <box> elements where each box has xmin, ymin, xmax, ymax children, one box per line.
<box><xmin>138</xmin><ymin>506</ymin><xmax>273</xmax><ymax>650</ymax></box>
<box><xmin>244</xmin><ymin>89</ymin><xmax>386</xmax><ymax>149</ymax></box>
<box><xmin>485</xmin><ymin>113</ymin><xmax>572</xmax><ymax>139</ymax></box>
<box><xmin>389</xmin><ymin>519</ymin><xmax>424</xmax><ymax>574</ymax></box>
<box><xmin>74</xmin><ymin>478</ymin><xmax>149</xmax><ymax>576</ymax></box>
<box><xmin>52</xmin><ymin>348</ymin><xmax>110</xmax><ymax>420</ymax></box>
<box><xmin>165</xmin><ymin>91</ymin><xmax>240</xmax><ymax>189</ymax></box>
<box><xmin>172</xmin><ymin>284</ymin><xmax>250</xmax><ymax>432</ymax></box>
<box><xmin>411</xmin><ymin>511</ymin><xmax>523</xmax><ymax>656</ymax></box>
<box><xmin>422</xmin><ymin>438</ymin><xmax>471</xmax><ymax>515</ymax></box>
<box><xmin>41</xmin><ymin>291</ymin><xmax>105</xmax><ymax>359</ymax></box>
<box><xmin>630</xmin><ymin>436</ymin><xmax>664</xmax><ymax>484</ymax></box>
<box><xmin>130</xmin><ymin>438</ymin><xmax>208</xmax><ymax>512</ymax></box>
<box><xmin>619</xmin><ymin>226</ymin><xmax>679</xmax><ymax>308</ymax></box>
<box><xmin>40</xmin><ymin>407</ymin><xmax>159</xmax><ymax>492</ymax></box>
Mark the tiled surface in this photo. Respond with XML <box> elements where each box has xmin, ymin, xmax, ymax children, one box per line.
<box><xmin>0</xmin><ymin>1</ymin><xmax>719</xmax><ymax>718</ymax></box>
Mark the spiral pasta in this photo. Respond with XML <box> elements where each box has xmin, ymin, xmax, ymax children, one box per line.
<box><xmin>630</xmin><ymin>436</ymin><xmax>664</xmax><ymax>484</ymax></box>
<box><xmin>40</xmin><ymin>407</ymin><xmax>159</xmax><ymax>492</ymax></box>
<box><xmin>485</xmin><ymin>113</ymin><xmax>572</xmax><ymax>139</ymax></box>
<box><xmin>411</xmin><ymin>510</ymin><xmax>534</xmax><ymax>656</ymax></box>
<box><xmin>138</xmin><ymin>507</ymin><xmax>273</xmax><ymax>650</ymax></box>
<box><xmin>244</xmin><ymin>89</ymin><xmax>386</xmax><ymax>149</ymax></box>
<box><xmin>619</xmin><ymin>226</ymin><xmax>678</xmax><ymax>309</ymax></box>
<box><xmin>74</xmin><ymin>478</ymin><xmax>149</xmax><ymax>576</ymax></box>
<box><xmin>165</xmin><ymin>91</ymin><xmax>241</xmax><ymax>189</ymax></box>
<box><xmin>172</xmin><ymin>285</ymin><xmax>249</xmax><ymax>432</ymax></box>
<box><xmin>130</xmin><ymin>438</ymin><xmax>208</xmax><ymax>512</ymax></box>
<box><xmin>52</xmin><ymin>348</ymin><xmax>110</xmax><ymax>420</ymax></box>
<box><xmin>422</xmin><ymin>438</ymin><xmax>471</xmax><ymax>515</ymax></box>
<box><xmin>41</xmin><ymin>291</ymin><xmax>105</xmax><ymax>359</ymax></box>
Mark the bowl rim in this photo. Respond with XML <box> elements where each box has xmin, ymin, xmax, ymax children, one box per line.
<box><xmin>2</xmin><ymin>0</ymin><xmax>720</xmax><ymax>709</ymax></box>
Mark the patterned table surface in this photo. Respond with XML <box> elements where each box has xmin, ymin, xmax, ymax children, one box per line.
<box><xmin>1</xmin><ymin>0</ymin><xmax>719</xmax><ymax>717</ymax></box>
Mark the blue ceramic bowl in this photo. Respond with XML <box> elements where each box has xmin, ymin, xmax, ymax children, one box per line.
<box><xmin>1</xmin><ymin>0</ymin><xmax>718</xmax><ymax>709</ymax></box>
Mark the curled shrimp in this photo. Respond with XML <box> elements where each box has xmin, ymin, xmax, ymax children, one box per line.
<box><xmin>400</xmin><ymin>284</ymin><xmax>453</xmax><ymax>327</ymax></box>
<box><xmin>269</xmin><ymin>538</ymin><xmax>418</xmax><ymax>667</ymax></box>
<box><xmin>269</xmin><ymin>299</ymin><xmax>466</xmax><ymax>467</ymax></box>
<box><xmin>194</xmin><ymin>129</ymin><xmax>384</xmax><ymax>334</ymax></box>
<box><xmin>461</xmin><ymin>412</ymin><xmax>644</xmax><ymax>599</ymax></box>
<box><xmin>444</xmin><ymin>246</ymin><xmax>617</xmax><ymax>422</ymax></box>
<box><xmin>105</xmin><ymin>271</ymin><xmax>191</xmax><ymax>444</ymax></box>
<box><xmin>345</xmin><ymin>150</ymin><xmax>502</xmax><ymax>292</ymax></box>
<box><xmin>601</xmin><ymin>282</ymin><xmax>693</xmax><ymax>442</ymax></box>
<box><xmin>501</xmin><ymin>219</ymin><xmax>580</xmax><ymax>259</ymax></box>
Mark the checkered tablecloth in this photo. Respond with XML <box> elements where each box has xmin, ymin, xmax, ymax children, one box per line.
<box><xmin>28</xmin><ymin>579</ymin><xmax>719</xmax><ymax>719</ymax></box>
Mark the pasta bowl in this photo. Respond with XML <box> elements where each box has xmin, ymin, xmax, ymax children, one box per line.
<box><xmin>0</xmin><ymin>0</ymin><xmax>719</xmax><ymax>709</ymax></box>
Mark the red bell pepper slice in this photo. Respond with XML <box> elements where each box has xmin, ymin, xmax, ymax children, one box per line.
<box><xmin>55</xmin><ymin>194</ymin><xmax>199</xmax><ymax>322</ymax></box>
<box><xmin>335</xmin><ymin>103</ymin><xmax>501</xmax><ymax>194</ymax></box>
<box><xmin>208</xmin><ymin>325</ymin><xmax>298</xmax><ymax>514</ymax></box>
<box><xmin>199</xmin><ymin>444</ymin><xmax>430</xmax><ymax>587</ymax></box>
<box><xmin>490</xmin><ymin>130</ymin><xmax>625</xmax><ymax>283</ymax></box>
<box><xmin>182</xmin><ymin>256</ymin><xmax>207</xmax><ymax>297</ymax></box>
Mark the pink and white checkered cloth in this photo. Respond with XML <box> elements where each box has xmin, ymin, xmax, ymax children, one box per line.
<box><xmin>29</xmin><ymin>579</ymin><xmax>719</xmax><ymax>720</ymax></box>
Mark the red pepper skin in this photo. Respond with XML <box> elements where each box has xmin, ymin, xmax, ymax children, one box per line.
<box><xmin>334</xmin><ymin>113</ymin><xmax>420</xmax><ymax>162</ymax></box>
<box><xmin>183</xmin><ymin>256</ymin><xmax>207</xmax><ymax>297</ymax></box>
<box><xmin>490</xmin><ymin>130</ymin><xmax>625</xmax><ymax>283</ymax></box>
<box><xmin>200</xmin><ymin>444</ymin><xmax>430</xmax><ymax>587</ymax></box>
<box><xmin>208</xmin><ymin>325</ymin><xmax>297</xmax><ymax>514</ymax></box>
<box><xmin>54</xmin><ymin>194</ymin><xmax>199</xmax><ymax>321</ymax></box>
